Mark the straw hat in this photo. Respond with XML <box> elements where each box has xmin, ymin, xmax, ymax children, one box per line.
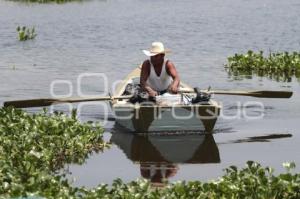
<box><xmin>142</xmin><ymin>42</ymin><xmax>171</xmax><ymax>56</ymax></box>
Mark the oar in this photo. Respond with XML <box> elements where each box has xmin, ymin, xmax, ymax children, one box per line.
<box><xmin>210</xmin><ymin>90</ymin><xmax>293</xmax><ymax>98</ymax></box>
<box><xmin>3</xmin><ymin>89</ymin><xmax>293</xmax><ymax>108</ymax></box>
<box><xmin>3</xmin><ymin>95</ymin><xmax>132</xmax><ymax>108</ymax></box>
<box><xmin>180</xmin><ymin>88</ymin><xmax>293</xmax><ymax>98</ymax></box>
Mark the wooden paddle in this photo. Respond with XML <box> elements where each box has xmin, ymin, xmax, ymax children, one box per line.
<box><xmin>179</xmin><ymin>88</ymin><xmax>293</xmax><ymax>98</ymax></box>
<box><xmin>209</xmin><ymin>90</ymin><xmax>293</xmax><ymax>98</ymax></box>
<box><xmin>3</xmin><ymin>89</ymin><xmax>292</xmax><ymax>108</ymax></box>
<box><xmin>3</xmin><ymin>95</ymin><xmax>132</xmax><ymax>108</ymax></box>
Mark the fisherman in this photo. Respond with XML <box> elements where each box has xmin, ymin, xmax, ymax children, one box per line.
<box><xmin>140</xmin><ymin>42</ymin><xmax>180</xmax><ymax>97</ymax></box>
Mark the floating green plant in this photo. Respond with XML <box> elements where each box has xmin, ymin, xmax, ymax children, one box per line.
<box><xmin>10</xmin><ymin>0</ymin><xmax>85</xmax><ymax>3</ymax></box>
<box><xmin>226</xmin><ymin>51</ymin><xmax>300</xmax><ymax>82</ymax></box>
<box><xmin>82</xmin><ymin>161</ymin><xmax>300</xmax><ymax>199</ymax></box>
<box><xmin>11</xmin><ymin>65</ymin><xmax>16</xmax><ymax>70</ymax></box>
<box><xmin>0</xmin><ymin>107</ymin><xmax>299</xmax><ymax>199</ymax></box>
<box><xmin>16</xmin><ymin>26</ymin><xmax>37</xmax><ymax>41</ymax></box>
<box><xmin>0</xmin><ymin>107</ymin><xmax>108</xmax><ymax>198</ymax></box>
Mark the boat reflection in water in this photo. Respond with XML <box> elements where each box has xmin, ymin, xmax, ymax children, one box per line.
<box><xmin>111</xmin><ymin>129</ymin><xmax>220</xmax><ymax>187</ymax></box>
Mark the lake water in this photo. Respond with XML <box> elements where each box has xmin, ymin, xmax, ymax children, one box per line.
<box><xmin>0</xmin><ymin>0</ymin><xmax>300</xmax><ymax>188</ymax></box>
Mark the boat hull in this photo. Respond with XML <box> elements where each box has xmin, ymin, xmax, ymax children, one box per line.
<box><xmin>113</xmin><ymin>101</ymin><xmax>220</xmax><ymax>133</ymax></box>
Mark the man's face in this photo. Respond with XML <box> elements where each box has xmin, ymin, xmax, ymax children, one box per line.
<box><xmin>150</xmin><ymin>53</ymin><xmax>165</xmax><ymax>64</ymax></box>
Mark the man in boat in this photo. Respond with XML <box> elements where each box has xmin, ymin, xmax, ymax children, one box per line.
<box><xmin>140</xmin><ymin>42</ymin><xmax>180</xmax><ymax>97</ymax></box>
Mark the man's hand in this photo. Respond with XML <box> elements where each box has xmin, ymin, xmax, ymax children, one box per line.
<box><xmin>148</xmin><ymin>89</ymin><xmax>158</xmax><ymax>97</ymax></box>
<box><xmin>168</xmin><ymin>83</ymin><xmax>178</xmax><ymax>94</ymax></box>
<box><xmin>145</xmin><ymin>85</ymin><xmax>158</xmax><ymax>97</ymax></box>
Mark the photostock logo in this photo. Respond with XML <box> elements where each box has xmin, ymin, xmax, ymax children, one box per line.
<box><xmin>50</xmin><ymin>73</ymin><xmax>109</xmax><ymax>125</ymax></box>
<box><xmin>49</xmin><ymin>72</ymin><xmax>266</xmax><ymax>126</ymax></box>
<box><xmin>219</xmin><ymin>101</ymin><xmax>265</xmax><ymax>120</ymax></box>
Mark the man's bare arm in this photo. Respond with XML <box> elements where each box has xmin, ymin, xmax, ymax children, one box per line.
<box><xmin>166</xmin><ymin>61</ymin><xmax>180</xmax><ymax>93</ymax></box>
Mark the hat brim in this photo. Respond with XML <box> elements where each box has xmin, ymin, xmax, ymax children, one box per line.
<box><xmin>142</xmin><ymin>50</ymin><xmax>160</xmax><ymax>57</ymax></box>
<box><xmin>142</xmin><ymin>49</ymin><xmax>171</xmax><ymax>57</ymax></box>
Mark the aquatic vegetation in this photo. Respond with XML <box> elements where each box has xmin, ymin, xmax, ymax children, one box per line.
<box><xmin>10</xmin><ymin>0</ymin><xmax>86</xmax><ymax>3</ymax></box>
<box><xmin>81</xmin><ymin>161</ymin><xmax>300</xmax><ymax>198</ymax></box>
<box><xmin>226</xmin><ymin>51</ymin><xmax>300</xmax><ymax>82</ymax></box>
<box><xmin>0</xmin><ymin>108</ymin><xmax>299</xmax><ymax>198</ymax></box>
<box><xmin>0</xmin><ymin>107</ymin><xmax>108</xmax><ymax>198</ymax></box>
<box><xmin>11</xmin><ymin>65</ymin><xmax>16</xmax><ymax>70</ymax></box>
<box><xmin>16</xmin><ymin>26</ymin><xmax>37</xmax><ymax>41</ymax></box>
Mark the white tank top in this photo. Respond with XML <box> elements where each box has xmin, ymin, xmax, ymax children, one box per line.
<box><xmin>146</xmin><ymin>59</ymin><xmax>173</xmax><ymax>92</ymax></box>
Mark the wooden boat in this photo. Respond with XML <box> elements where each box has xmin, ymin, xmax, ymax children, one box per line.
<box><xmin>111</xmin><ymin>67</ymin><xmax>221</xmax><ymax>133</ymax></box>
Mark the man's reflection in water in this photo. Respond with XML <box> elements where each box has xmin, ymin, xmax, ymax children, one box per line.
<box><xmin>111</xmin><ymin>129</ymin><xmax>220</xmax><ymax>187</ymax></box>
<box><xmin>140</xmin><ymin>163</ymin><xmax>178</xmax><ymax>187</ymax></box>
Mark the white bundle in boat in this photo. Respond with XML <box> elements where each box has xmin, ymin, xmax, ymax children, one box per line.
<box><xmin>155</xmin><ymin>93</ymin><xmax>182</xmax><ymax>105</ymax></box>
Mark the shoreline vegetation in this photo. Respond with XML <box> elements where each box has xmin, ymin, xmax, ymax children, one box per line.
<box><xmin>9</xmin><ymin>0</ymin><xmax>87</xmax><ymax>3</ymax></box>
<box><xmin>0</xmin><ymin>107</ymin><xmax>299</xmax><ymax>198</ymax></box>
<box><xmin>226</xmin><ymin>51</ymin><xmax>300</xmax><ymax>82</ymax></box>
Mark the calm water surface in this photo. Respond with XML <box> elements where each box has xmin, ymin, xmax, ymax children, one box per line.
<box><xmin>0</xmin><ymin>0</ymin><xmax>300</xmax><ymax>188</ymax></box>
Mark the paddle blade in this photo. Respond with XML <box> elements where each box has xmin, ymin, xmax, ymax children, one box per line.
<box><xmin>3</xmin><ymin>95</ymin><xmax>132</xmax><ymax>108</ymax></box>
<box><xmin>250</xmin><ymin>90</ymin><xmax>293</xmax><ymax>98</ymax></box>
<box><xmin>4</xmin><ymin>99</ymin><xmax>55</xmax><ymax>108</ymax></box>
<box><xmin>213</xmin><ymin>90</ymin><xmax>293</xmax><ymax>98</ymax></box>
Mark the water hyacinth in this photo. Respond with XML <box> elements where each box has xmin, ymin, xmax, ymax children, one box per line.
<box><xmin>226</xmin><ymin>51</ymin><xmax>300</xmax><ymax>82</ymax></box>
<box><xmin>1</xmin><ymin>107</ymin><xmax>300</xmax><ymax>198</ymax></box>
<box><xmin>0</xmin><ymin>107</ymin><xmax>108</xmax><ymax>198</ymax></box>
<box><xmin>16</xmin><ymin>26</ymin><xmax>37</xmax><ymax>41</ymax></box>
<box><xmin>82</xmin><ymin>161</ymin><xmax>300</xmax><ymax>199</ymax></box>
<box><xmin>10</xmin><ymin>0</ymin><xmax>85</xmax><ymax>3</ymax></box>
